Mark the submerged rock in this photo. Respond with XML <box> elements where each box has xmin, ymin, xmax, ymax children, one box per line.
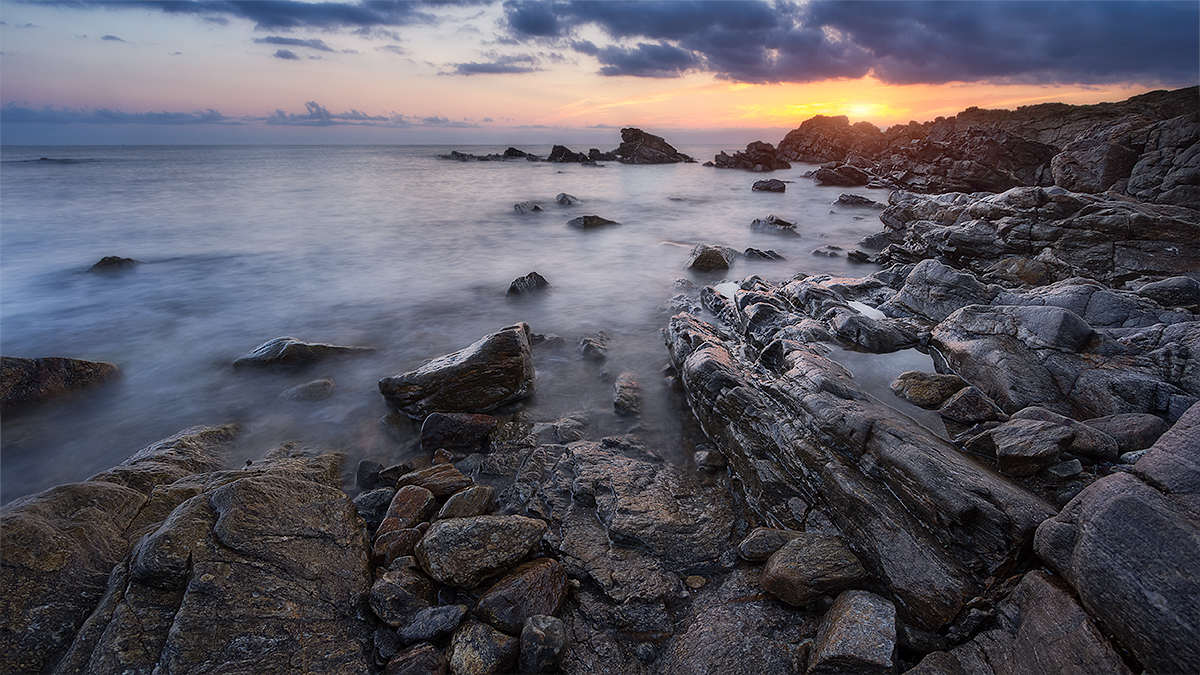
<box><xmin>513</xmin><ymin>201</ymin><xmax>543</xmax><ymax>214</ymax></box>
<box><xmin>1</xmin><ymin>355</ymin><xmax>119</xmax><ymax>411</ymax></box>
<box><xmin>556</xmin><ymin>193</ymin><xmax>581</xmax><ymax>205</ymax></box>
<box><xmin>88</xmin><ymin>256</ymin><xmax>141</xmax><ymax>272</ymax></box>
<box><xmin>279</xmin><ymin>377</ymin><xmax>335</xmax><ymax>401</ymax></box>
<box><xmin>379</xmin><ymin>323</ymin><xmax>536</xmax><ymax>418</ymax></box>
<box><xmin>749</xmin><ymin>214</ymin><xmax>798</xmax><ymax>234</ymax></box>
<box><xmin>687</xmin><ymin>244</ymin><xmax>737</xmax><ymax>272</ymax></box>
<box><xmin>507</xmin><ymin>271</ymin><xmax>551</xmax><ymax>296</ymax></box>
<box><xmin>567</xmin><ymin>214</ymin><xmax>620</xmax><ymax>229</ymax></box>
<box><xmin>752</xmin><ymin>178</ymin><xmax>787</xmax><ymax>191</ymax></box>
<box><xmin>233</xmin><ymin>336</ymin><xmax>373</xmax><ymax>367</ymax></box>
<box><xmin>613</xmin><ymin>371</ymin><xmax>642</xmax><ymax>416</ymax></box>
<box><xmin>421</xmin><ymin>412</ymin><xmax>497</xmax><ymax>454</ymax></box>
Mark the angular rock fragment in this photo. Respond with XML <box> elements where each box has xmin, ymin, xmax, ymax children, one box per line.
<box><xmin>567</xmin><ymin>215</ymin><xmax>620</xmax><ymax>229</ymax></box>
<box><xmin>613</xmin><ymin>371</ymin><xmax>642</xmax><ymax>416</ymax></box>
<box><xmin>449</xmin><ymin>619</ymin><xmax>520</xmax><ymax>675</ymax></box>
<box><xmin>437</xmin><ymin>485</ymin><xmax>496</xmax><ymax>520</ymax></box>
<box><xmin>421</xmin><ymin>412</ymin><xmax>497</xmax><ymax>454</ymax></box>
<box><xmin>395</xmin><ymin>463</ymin><xmax>473</xmax><ymax>497</ymax></box>
<box><xmin>752</xmin><ymin>178</ymin><xmax>786</xmax><ymax>192</ymax></box>
<box><xmin>556</xmin><ymin>192</ymin><xmax>581</xmax><ymax>205</ymax></box>
<box><xmin>514</xmin><ymin>201</ymin><xmax>543</xmax><ymax>214</ymax></box>
<box><xmin>376</xmin><ymin>485</ymin><xmax>438</xmax><ymax>538</ymax></box>
<box><xmin>233</xmin><ymin>336</ymin><xmax>373</xmax><ymax>367</ymax></box>
<box><xmin>750</xmin><ymin>213</ymin><xmax>798</xmax><ymax>234</ymax></box>
<box><xmin>474</xmin><ymin>558</ymin><xmax>568</xmax><ymax>634</ymax></box>
<box><xmin>379</xmin><ymin>323</ymin><xmax>536</xmax><ymax>418</ymax></box>
<box><xmin>760</xmin><ymin>534</ymin><xmax>867</xmax><ymax>606</ymax></box>
<box><xmin>385</xmin><ymin>642</ymin><xmax>448</xmax><ymax>675</ymax></box>
<box><xmin>399</xmin><ymin>604</ymin><xmax>468</xmax><ymax>645</ymax></box>
<box><xmin>613</xmin><ymin>127</ymin><xmax>694</xmax><ymax>164</ymax></box>
<box><xmin>736</xmin><ymin>527</ymin><xmax>803</xmax><ymax>561</ymax></box>
<box><xmin>415</xmin><ymin>515</ymin><xmax>547</xmax><ymax>588</ymax></box>
<box><xmin>687</xmin><ymin>244</ymin><xmax>737</xmax><ymax>272</ymax></box>
<box><xmin>370</xmin><ymin>566</ymin><xmax>438</xmax><ymax>628</ymax></box>
<box><xmin>1</xmin><ymin>355</ymin><xmax>119</xmax><ymax>411</ymax></box>
<box><xmin>808</xmin><ymin>590</ymin><xmax>896</xmax><ymax>675</ymax></box>
<box><xmin>507</xmin><ymin>271</ymin><xmax>551</xmax><ymax>296</ymax></box>
<box><xmin>519</xmin><ymin>615</ymin><xmax>567</xmax><ymax>673</ymax></box>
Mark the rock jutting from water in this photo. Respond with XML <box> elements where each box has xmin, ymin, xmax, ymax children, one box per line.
<box><xmin>232</xmin><ymin>336</ymin><xmax>374</xmax><ymax>367</ymax></box>
<box><xmin>1</xmin><ymin>355</ymin><xmax>120</xmax><ymax>411</ymax></box>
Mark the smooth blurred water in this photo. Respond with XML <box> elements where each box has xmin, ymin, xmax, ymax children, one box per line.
<box><xmin>1</xmin><ymin>144</ymin><xmax>908</xmax><ymax>503</ymax></box>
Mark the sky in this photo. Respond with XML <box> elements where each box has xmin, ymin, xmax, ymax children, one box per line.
<box><xmin>1</xmin><ymin>0</ymin><xmax>1197</xmax><ymax>145</ymax></box>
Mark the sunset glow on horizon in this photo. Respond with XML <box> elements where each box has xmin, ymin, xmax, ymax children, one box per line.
<box><xmin>1</xmin><ymin>1</ymin><xmax>1195</xmax><ymax>145</ymax></box>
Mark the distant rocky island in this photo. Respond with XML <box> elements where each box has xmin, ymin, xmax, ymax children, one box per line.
<box><xmin>3</xmin><ymin>86</ymin><xmax>1198</xmax><ymax>675</ymax></box>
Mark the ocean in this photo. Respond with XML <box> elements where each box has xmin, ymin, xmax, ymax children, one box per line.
<box><xmin>0</xmin><ymin>144</ymin><xmax>937</xmax><ymax>503</ymax></box>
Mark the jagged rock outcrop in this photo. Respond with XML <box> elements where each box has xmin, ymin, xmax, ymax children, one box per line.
<box><xmin>612</xmin><ymin>128</ymin><xmax>694</xmax><ymax>164</ymax></box>
<box><xmin>710</xmin><ymin>141</ymin><xmax>791</xmax><ymax>171</ymax></box>
<box><xmin>778</xmin><ymin>115</ymin><xmax>886</xmax><ymax>164</ymax></box>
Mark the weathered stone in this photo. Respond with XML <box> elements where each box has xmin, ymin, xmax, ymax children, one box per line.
<box><xmin>693</xmin><ymin>449</ymin><xmax>727</xmax><ymax>471</ymax></box>
<box><xmin>474</xmin><ymin>558</ymin><xmax>568</xmax><ymax>634</ymax></box>
<box><xmin>761</xmin><ymin>534</ymin><xmax>867</xmax><ymax>606</ymax></box>
<box><xmin>379</xmin><ymin>323</ymin><xmax>536</xmax><ymax>418</ymax></box>
<box><xmin>377</xmin><ymin>485</ymin><xmax>438</xmax><ymax>539</ymax></box>
<box><xmin>937</xmin><ymin>386</ymin><xmax>1007</xmax><ymax>425</ymax></box>
<box><xmin>1011</xmin><ymin>406</ymin><xmax>1120</xmax><ymax>462</ymax></box>
<box><xmin>85</xmin><ymin>424</ymin><xmax>238</xmax><ymax>495</ymax></box>
<box><xmin>714</xmin><ymin>140</ymin><xmax>790</xmax><ymax>171</ymax></box>
<box><xmin>519</xmin><ymin>615</ymin><xmax>567</xmax><ymax>673</ymax></box>
<box><xmin>567</xmin><ymin>215</ymin><xmax>620</xmax><ymax>229</ymax></box>
<box><xmin>658</xmin><ymin>569</ymin><xmax>814</xmax><ymax>675</ymax></box>
<box><xmin>415</xmin><ymin>515</ymin><xmax>547</xmax><ymax>588</ymax></box>
<box><xmin>983</xmin><ymin>419</ymin><xmax>1075</xmax><ymax>477</ymax></box>
<box><xmin>449</xmin><ymin>619</ymin><xmax>520</xmax><ymax>675</ymax></box>
<box><xmin>744</xmin><ymin>247</ymin><xmax>786</xmax><ymax>260</ymax></box>
<box><xmin>279</xmin><ymin>377</ymin><xmax>335</xmax><ymax>401</ymax></box>
<box><xmin>890</xmin><ymin>370</ymin><xmax>968</xmax><ymax>409</ymax></box>
<box><xmin>752</xmin><ymin>179</ymin><xmax>786</xmax><ymax>191</ymax></box>
<box><xmin>421</xmin><ymin>412</ymin><xmax>497</xmax><ymax>454</ymax></box>
<box><xmin>395</xmin><ymin>463</ymin><xmax>473</xmax><ymax>497</ymax></box>
<box><xmin>750</xmin><ymin>213</ymin><xmax>798</xmax><ymax>234</ymax></box>
<box><xmin>808</xmin><ymin>590</ymin><xmax>896</xmax><ymax>675</ymax></box>
<box><xmin>354</xmin><ymin>486</ymin><xmax>395</xmax><ymax>531</ymax></box>
<box><xmin>437</xmin><ymin>485</ymin><xmax>496</xmax><ymax>520</ymax></box>
<box><xmin>556</xmin><ymin>193</ymin><xmax>581</xmax><ymax>205</ymax></box>
<box><xmin>1041</xmin><ymin>458</ymin><xmax>1083</xmax><ymax>480</ymax></box>
<box><xmin>1138</xmin><ymin>275</ymin><xmax>1200</xmax><ymax>308</ymax></box>
<box><xmin>357</xmin><ymin>459</ymin><xmax>383</xmax><ymax>491</ymax></box>
<box><xmin>1082</xmin><ymin>413</ymin><xmax>1170</xmax><ymax>453</ymax></box>
<box><xmin>813</xmin><ymin>164</ymin><xmax>870</xmax><ymax>187</ymax></box>
<box><xmin>613</xmin><ymin>372</ymin><xmax>642</xmax><ymax>416</ymax></box>
<box><xmin>370</xmin><ymin>566</ymin><xmax>438</xmax><ymax>628</ymax></box>
<box><xmin>688</xmin><ymin>244</ymin><xmax>737</xmax><ymax>272</ymax></box>
<box><xmin>736</xmin><ymin>527</ymin><xmax>803</xmax><ymax>561</ymax></box>
<box><xmin>385</xmin><ymin>642</ymin><xmax>448</xmax><ymax>675</ymax></box>
<box><xmin>881</xmin><ymin>259</ymin><xmax>996</xmax><ymax>323</ymax></box>
<box><xmin>836</xmin><ymin>193</ymin><xmax>880</xmax><ymax>207</ymax></box>
<box><xmin>507</xmin><ymin>271</ymin><xmax>551</xmax><ymax>296</ymax></box>
<box><xmin>578</xmin><ymin>333</ymin><xmax>609</xmax><ymax>361</ymax></box>
<box><xmin>906</xmin><ymin>571</ymin><xmax>1133</xmax><ymax>675</ymax></box>
<box><xmin>1</xmin><ymin>355</ymin><xmax>119</xmax><ymax>411</ymax></box>
<box><xmin>373</xmin><ymin>528</ymin><xmax>425</xmax><ymax>567</ymax></box>
<box><xmin>399</xmin><ymin>604</ymin><xmax>468</xmax><ymax>645</ymax></box>
<box><xmin>233</xmin><ymin>336</ymin><xmax>372</xmax><ymax>367</ymax></box>
<box><xmin>513</xmin><ymin>201</ymin><xmax>543</xmax><ymax>214</ymax></box>
<box><xmin>1035</xmin><ymin>401</ymin><xmax>1200</xmax><ymax>675</ymax></box>
<box><xmin>548</xmin><ymin>145</ymin><xmax>587</xmax><ymax>163</ymax></box>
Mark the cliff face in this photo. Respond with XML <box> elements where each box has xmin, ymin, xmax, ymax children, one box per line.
<box><xmin>774</xmin><ymin>86</ymin><xmax>1200</xmax><ymax>208</ymax></box>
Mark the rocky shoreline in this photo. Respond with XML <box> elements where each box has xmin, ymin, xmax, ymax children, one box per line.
<box><xmin>4</xmin><ymin>88</ymin><xmax>1199</xmax><ymax>674</ymax></box>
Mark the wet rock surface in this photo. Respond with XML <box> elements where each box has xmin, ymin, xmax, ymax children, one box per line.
<box><xmin>232</xmin><ymin>336</ymin><xmax>373</xmax><ymax>367</ymax></box>
<box><xmin>1</xmin><ymin>355</ymin><xmax>120</xmax><ymax>411</ymax></box>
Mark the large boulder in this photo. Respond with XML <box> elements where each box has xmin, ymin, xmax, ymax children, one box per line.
<box><xmin>612</xmin><ymin>128</ymin><xmax>694</xmax><ymax>164</ymax></box>
<box><xmin>1035</xmin><ymin>401</ymin><xmax>1200</xmax><ymax>674</ymax></box>
<box><xmin>379</xmin><ymin>323</ymin><xmax>536</xmax><ymax>418</ymax></box>
<box><xmin>1</xmin><ymin>355</ymin><xmax>119</xmax><ymax>411</ymax></box>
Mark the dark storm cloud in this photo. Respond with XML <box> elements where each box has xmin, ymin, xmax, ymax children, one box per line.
<box><xmin>254</xmin><ymin>36</ymin><xmax>334</xmax><ymax>52</ymax></box>
<box><xmin>596</xmin><ymin>42</ymin><xmax>698</xmax><ymax>78</ymax></box>
<box><xmin>501</xmin><ymin>0</ymin><xmax>1199</xmax><ymax>86</ymax></box>
<box><xmin>37</xmin><ymin>1</ymin><xmax>451</xmax><ymax>31</ymax></box>
<box><xmin>273</xmin><ymin>48</ymin><xmax>300</xmax><ymax>60</ymax></box>
<box><xmin>1</xmin><ymin>103</ymin><xmax>235</xmax><ymax>124</ymax></box>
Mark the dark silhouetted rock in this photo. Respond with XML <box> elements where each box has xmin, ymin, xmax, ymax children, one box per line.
<box><xmin>613</xmin><ymin>128</ymin><xmax>694</xmax><ymax>164</ymax></box>
<box><xmin>555</xmin><ymin>192</ymin><xmax>581</xmax><ymax>205</ymax></box>
<box><xmin>714</xmin><ymin>141</ymin><xmax>791</xmax><ymax>171</ymax></box>
<box><xmin>749</xmin><ymin>214</ymin><xmax>798</xmax><ymax>234</ymax></box>
<box><xmin>415</xmin><ymin>515</ymin><xmax>547</xmax><ymax>588</ymax></box>
<box><xmin>474</xmin><ymin>558</ymin><xmax>568</xmax><ymax>634</ymax></box>
<box><xmin>354</xmin><ymin>486</ymin><xmax>395</xmax><ymax>532</ymax></box>
<box><xmin>744</xmin><ymin>247</ymin><xmax>786</xmax><ymax>260</ymax></box>
<box><xmin>813</xmin><ymin>164</ymin><xmax>871</xmax><ymax>187</ymax></box>
<box><xmin>88</xmin><ymin>256</ymin><xmax>141</xmax><ymax>272</ymax></box>
<box><xmin>752</xmin><ymin>178</ymin><xmax>786</xmax><ymax>191</ymax></box>
<box><xmin>1</xmin><ymin>355</ymin><xmax>119</xmax><ymax>411</ymax></box>
<box><xmin>578</xmin><ymin>333</ymin><xmax>609</xmax><ymax>361</ymax></box>
<box><xmin>836</xmin><ymin>193</ymin><xmax>880</xmax><ymax>206</ymax></box>
<box><xmin>399</xmin><ymin>604</ymin><xmax>468</xmax><ymax>645</ymax></box>
<box><xmin>808</xmin><ymin>590</ymin><xmax>896</xmax><ymax>675</ymax></box>
<box><xmin>371</xmin><ymin>565</ymin><xmax>438</xmax><ymax>628</ymax></box>
<box><xmin>548</xmin><ymin>145</ymin><xmax>587</xmax><ymax>163</ymax></box>
<box><xmin>567</xmin><ymin>214</ymin><xmax>620</xmax><ymax>229</ymax></box>
<box><xmin>519</xmin><ymin>615</ymin><xmax>566</xmax><ymax>673</ymax></box>
<box><xmin>513</xmin><ymin>201</ymin><xmax>543</xmax><ymax>214</ymax></box>
<box><xmin>1139</xmin><ymin>275</ymin><xmax>1200</xmax><ymax>308</ymax></box>
<box><xmin>760</xmin><ymin>534</ymin><xmax>868</xmax><ymax>606</ymax></box>
<box><xmin>233</xmin><ymin>336</ymin><xmax>373</xmax><ymax>367</ymax></box>
<box><xmin>421</xmin><ymin>412</ymin><xmax>497</xmax><ymax>454</ymax></box>
<box><xmin>687</xmin><ymin>244</ymin><xmax>737</xmax><ymax>271</ymax></box>
<box><xmin>507</xmin><ymin>271</ymin><xmax>551</xmax><ymax>296</ymax></box>
<box><xmin>379</xmin><ymin>323</ymin><xmax>536</xmax><ymax>418</ymax></box>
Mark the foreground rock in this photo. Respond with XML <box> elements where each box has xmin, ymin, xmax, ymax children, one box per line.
<box><xmin>1034</xmin><ymin>401</ymin><xmax>1200</xmax><ymax>674</ymax></box>
<box><xmin>612</xmin><ymin>128</ymin><xmax>694</xmax><ymax>164</ymax></box>
<box><xmin>379</xmin><ymin>323</ymin><xmax>536</xmax><ymax>418</ymax></box>
<box><xmin>414</xmin><ymin>515</ymin><xmax>547</xmax><ymax>588</ymax></box>
<box><xmin>1</xmin><ymin>355</ymin><xmax>119</xmax><ymax>411</ymax></box>
<box><xmin>808</xmin><ymin>590</ymin><xmax>896</xmax><ymax>675</ymax></box>
<box><xmin>233</xmin><ymin>336</ymin><xmax>373</xmax><ymax>367</ymax></box>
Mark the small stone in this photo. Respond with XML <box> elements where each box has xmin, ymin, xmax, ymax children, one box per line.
<box><xmin>567</xmin><ymin>215</ymin><xmax>619</xmax><ymax>228</ymax></box>
<box><xmin>233</xmin><ymin>336</ymin><xmax>372</xmax><ymax>367</ymax></box>
<box><xmin>514</xmin><ymin>201</ymin><xmax>543</xmax><ymax>214</ymax></box>
<box><xmin>280</xmin><ymin>377</ymin><xmax>335</xmax><ymax>401</ymax></box>
<box><xmin>376</xmin><ymin>485</ymin><xmax>438</xmax><ymax>539</ymax></box>
<box><xmin>373</xmin><ymin>528</ymin><xmax>424</xmax><ymax>567</ymax></box>
<box><xmin>88</xmin><ymin>255</ymin><xmax>141</xmax><ymax>272</ymax></box>
<box><xmin>415</xmin><ymin>515</ymin><xmax>548</xmax><ymax>588</ymax></box>
<box><xmin>693</xmin><ymin>449</ymin><xmax>727</xmax><ymax>471</ymax></box>
<box><xmin>556</xmin><ymin>193</ymin><xmax>581</xmax><ymax>205</ymax></box>
<box><xmin>744</xmin><ymin>247</ymin><xmax>786</xmax><ymax>260</ymax></box>
<box><xmin>385</xmin><ymin>643</ymin><xmax>448</xmax><ymax>675</ymax></box>
<box><xmin>399</xmin><ymin>604</ymin><xmax>469</xmax><ymax>645</ymax></box>
<box><xmin>474</xmin><ymin>558</ymin><xmax>568</xmax><ymax>634</ymax></box>
<box><xmin>750</xmin><ymin>213</ymin><xmax>797</xmax><ymax>233</ymax></box>
<box><xmin>990</xmin><ymin>419</ymin><xmax>1075</xmax><ymax>477</ymax></box>
<box><xmin>370</xmin><ymin>567</ymin><xmax>437</xmax><ymax>628</ymax></box>
<box><xmin>433</xmin><ymin>448</ymin><xmax>454</xmax><ymax>464</ymax></box>
<box><xmin>520</xmin><ymin>615</ymin><xmax>567</xmax><ymax>673</ymax></box>
<box><xmin>1082</xmin><ymin>413</ymin><xmax>1169</xmax><ymax>453</ymax></box>
<box><xmin>437</xmin><ymin>485</ymin><xmax>496</xmax><ymax>520</ymax></box>
<box><xmin>890</xmin><ymin>370</ymin><xmax>968</xmax><ymax>409</ymax></box>
<box><xmin>357</xmin><ymin>459</ymin><xmax>383</xmax><ymax>491</ymax></box>
<box><xmin>578</xmin><ymin>333</ymin><xmax>608</xmax><ymax>361</ymax></box>
<box><xmin>938</xmin><ymin>385</ymin><xmax>1006</xmax><ymax>424</ymax></box>
<box><xmin>811</xmin><ymin>245</ymin><xmax>841</xmax><ymax>257</ymax></box>
<box><xmin>1054</xmin><ymin>481</ymin><xmax>1085</xmax><ymax>507</ymax></box>
<box><xmin>1042</xmin><ymin>458</ymin><xmax>1083</xmax><ymax>481</ymax></box>
<box><xmin>752</xmin><ymin>178</ymin><xmax>786</xmax><ymax>192</ymax></box>
<box><xmin>421</xmin><ymin>412</ymin><xmax>498</xmax><ymax>454</ymax></box>
<box><xmin>1120</xmin><ymin>449</ymin><xmax>1148</xmax><ymax>464</ymax></box>
<box><xmin>809</xmin><ymin>590</ymin><xmax>896</xmax><ymax>675</ymax></box>
<box><xmin>613</xmin><ymin>371</ymin><xmax>642</xmax><ymax>416</ymax></box>
<box><xmin>636</xmin><ymin>642</ymin><xmax>657</xmax><ymax>663</ymax></box>
<box><xmin>449</xmin><ymin>619</ymin><xmax>519</xmax><ymax>675</ymax></box>
<box><xmin>685</xmin><ymin>575</ymin><xmax>706</xmax><ymax>589</ymax></box>
<box><xmin>737</xmin><ymin>527</ymin><xmax>803</xmax><ymax>561</ymax></box>
<box><xmin>507</xmin><ymin>271</ymin><xmax>552</xmax><ymax>296</ymax></box>
<box><xmin>354</xmin><ymin>486</ymin><xmax>395</xmax><ymax>532</ymax></box>
<box><xmin>396</xmin><ymin>463</ymin><xmax>473</xmax><ymax>497</ymax></box>
<box><xmin>760</xmin><ymin>534</ymin><xmax>867</xmax><ymax>606</ymax></box>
